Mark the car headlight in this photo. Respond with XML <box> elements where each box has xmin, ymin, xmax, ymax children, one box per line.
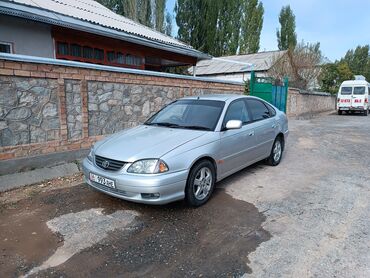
<box><xmin>87</xmin><ymin>148</ymin><xmax>94</xmax><ymax>162</ymax></box>
<box><xmin>127</xmin><ymin>159</ymin><xmax>169</xmax><ymax>174</ymax></box>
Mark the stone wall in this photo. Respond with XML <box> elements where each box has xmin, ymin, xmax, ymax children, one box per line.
<box><xmin>0</xmin><ymin>76</ymin><xmax>60</xmax><ymax>147</ymax></box>
<box><xmin>287</xmin><ymin>88</ymin><xmax>336</xmax><ymax>117</ymax></box>
<box><xmin>0</xmin><ymin>58</ymin><xmax>244</xmax><ymax>162</ymax></box>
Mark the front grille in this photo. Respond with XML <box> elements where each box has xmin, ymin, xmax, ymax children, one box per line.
<box><xmin>95</xmin><ymin>155</ymin><xmax>125</xmax><ymax>171</ymax></box>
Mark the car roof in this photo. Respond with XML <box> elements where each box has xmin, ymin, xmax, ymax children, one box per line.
<box><xmin>181</xmin><ymin>94</ymin><xmax>249</xmax><ymax>102</ymax></box>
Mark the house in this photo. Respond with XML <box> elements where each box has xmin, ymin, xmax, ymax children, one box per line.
<box><xmin>190</xmin><ymin>50</ymin><xmax>287</xmax><ymax>82</ymax></box>
<box><xmin>0</xmin><ymin>0</ymin><xmax>208</xmax><ymax>71</ymax></box>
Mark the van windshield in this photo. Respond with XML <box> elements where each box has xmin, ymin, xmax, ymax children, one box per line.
<box><xmin>340</xmin><ymin>87</ymin><xmax>352</xmax><ymax>95</ymax></box>
<box><xmin>353</xmin><ymin>86</ymin><xmax>366</xmax><ymax>95</ymax></box>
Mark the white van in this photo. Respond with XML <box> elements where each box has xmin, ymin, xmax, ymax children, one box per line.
<box><xmin>337</xmin><ymin>79</ymin><xmax>370</xmax><ymax>116</ymax></box>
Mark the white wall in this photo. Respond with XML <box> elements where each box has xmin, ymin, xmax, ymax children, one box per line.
<box><xmin>0</xmin><ymin>15</ymin><xmax>54</xmax><ymax>58</ymax></box>
<box><xmin>199</xmin><ymin>72</ymin><xmax>268</xmax><ymax>83</ymax></box>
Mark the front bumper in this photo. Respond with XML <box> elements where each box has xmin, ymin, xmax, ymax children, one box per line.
<box><xmin>82</xmin><ymin>158</ymin><xmax>188</xmax><ymax>205</ymax></box>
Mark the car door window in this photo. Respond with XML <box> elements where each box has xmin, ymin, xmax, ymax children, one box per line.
<box><xmin>246</xmin><ymin>99</ymin><xmax>270</xmax><ymax>121</ymax></box>
<box><xmin>223</xmin><ymin>100</ymin><xmax>251</xmax><ymax>126</ymax></box>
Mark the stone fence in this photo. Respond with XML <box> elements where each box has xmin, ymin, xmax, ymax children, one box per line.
<box><xmin>287</xmin><ymin>88</ymin><xmax>336</xmax><ymax>118</ymax></box>
<box><xmin>0</xmin><ymin>55</ymin><xmax>244</xmax><ymax>173</ymax></box>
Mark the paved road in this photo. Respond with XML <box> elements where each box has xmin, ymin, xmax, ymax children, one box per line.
<box><xmin>0</xmin><ymin>114</ymin><xmax>369</xmax><ymax>277</ymax></box>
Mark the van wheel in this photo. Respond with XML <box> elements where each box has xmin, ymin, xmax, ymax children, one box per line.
<box><xmin>364</xmin><ymin>110</ymin><xmax>368</xmax><ymax>116</ymax></box>
<box><xmin>185</xmin><ymin>160</ymin><xmax>216</xmax><ymax>207</ymax></box>
<box><xmin>338</xmin><ymin>110</ymin><xmax>342</xmax><ymax>115</ymax></box>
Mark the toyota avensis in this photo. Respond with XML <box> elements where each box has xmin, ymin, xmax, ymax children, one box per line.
<box><xmin>82</xmin><ymin>95</ymin><xmax>289</xmax><ymax>206</ymax></box>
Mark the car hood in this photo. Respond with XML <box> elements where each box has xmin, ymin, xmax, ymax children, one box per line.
<box><xmin>94</xmin><ymin>125</ymin><xmax>207</xmax><ymax>162</ymax></box>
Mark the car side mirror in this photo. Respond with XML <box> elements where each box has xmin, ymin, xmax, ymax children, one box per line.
<box><xmin>225</xmin><ymin>120</ymin><xmax>242</xmax><ymax>130</ymax></box>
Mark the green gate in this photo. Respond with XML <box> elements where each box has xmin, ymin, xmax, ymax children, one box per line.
<box><xmin>249</xmin><ymin>71</ymin><xmax>288</xmax><ymax>112</ymax></box>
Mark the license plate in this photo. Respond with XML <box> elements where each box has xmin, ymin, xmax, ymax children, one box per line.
<box><xmin>89</xmin><ymin>173</ymin><xmax>115</xmax><ymax>188</ymax></box>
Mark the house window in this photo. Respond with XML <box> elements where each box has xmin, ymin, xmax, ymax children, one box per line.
<box><xmin>126</xmin><ymin>54</ymin><xmax>134</xmax><ymax>65</ymax></box>
<box><xmin>135</xmin><ymin>56</ymin><xmax>142</xmax><ymax>66</ymax></box>
<box><xmin>54</xmin><ymin>39</ymin><xmax>143</xmax><ymax>68</ymax></box>
<box><xmin>0</xmin><ymin>42</ymin><xmax>12</xmax><ymax>54</ymax></box>
<box><xmin>56</xmin><ymin>42</ymin><xmax>69</xmax><ymax>55</ymax></box>
<box><xmin>83</xmin><ymin>46</ymin><xmax>93</xmax><ymax>59</ymax></box>
<box><xmin>107</xmin><ymin>51</ymin><xmax>115</xmax><ymax>63</ymax></box>
<box><xmin>116</xmin><ymin>52</ymin><xmax>124</xmax><ymax>64</ymax></box>
<box><xmin>94</xmin><ymin>48</ymin><xmax>104</xmax><ymax>61</ymax></box>
<box><xmin>70</xmin><ymin>44</ymin><xmax>82</xmax><ymax>57</ymax></box>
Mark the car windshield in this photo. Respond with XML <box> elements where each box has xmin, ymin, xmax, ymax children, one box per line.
<box><xmin>145</xmin><ymin>99</ymin><xmax>225</xmax><ymax>131</ymax></box>
<box><xmin>340</xmin><ymin>87</ymin><xmax>352</xmax><ymax>95</ymax></box>
<box><xmin>353</xmin><ymin>86</ymin><xmax>366</xmax><ymax>95</ymax></box>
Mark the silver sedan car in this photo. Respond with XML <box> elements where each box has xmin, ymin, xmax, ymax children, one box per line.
<box><xmin>82</xmin><ymin>94</ymin><xmax>289</xmax><ymax>206</ymax></box>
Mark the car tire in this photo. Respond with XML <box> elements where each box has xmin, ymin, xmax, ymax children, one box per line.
<box><xmin>364</xmin><ymin>110</ymin><xmax>368</xmax><ymax>116</ymax></box>
<box><xmin>267</xmin><ymin>136</ymin><xmax>283</xmax><ymax>166</ymax></box>
<box><xmin>338</xmin><ymin>110</ymin><xmax>342</xmax><ymax>115</ymax></box>
<box><xmin>185</xmin><ymin>160</ymin><xmax>216</xmax><ymax>207</ymax></box>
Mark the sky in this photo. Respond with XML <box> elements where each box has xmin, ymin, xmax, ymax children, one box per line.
<box><xmin>166</xmin><ymin>0</ymin><xmax>370</xmax><ymax>61</ymax></box>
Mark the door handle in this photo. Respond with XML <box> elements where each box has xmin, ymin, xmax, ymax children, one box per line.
<box><xmin>248</xmin><ymin>131</ymin><xmax>255</xmax><ymax>136</ymax></box>
<box><xmin>272</xmin><ymin>123</ymin><xmax>277</xmax><ymax>128</ymax></box>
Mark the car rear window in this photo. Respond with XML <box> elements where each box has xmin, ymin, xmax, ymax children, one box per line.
<box><xmin>340</xmin><ymin>87</ymin><xmax>352</xmax><ymax>95</ymax></box>
<box><xmin>353</xmin><ymin>86</ymin><xmax>366</xmax><ymax>95</ymax></box>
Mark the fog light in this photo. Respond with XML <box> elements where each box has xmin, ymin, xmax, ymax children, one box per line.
<box><xmin>141</xmin><ymin>193</ymin><xmax>160</xmax><ymax>199</ymax></box>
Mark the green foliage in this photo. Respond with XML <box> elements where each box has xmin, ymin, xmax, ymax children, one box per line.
<box><xmin>341</xmin><ymin>45</ymin><xmax>370</xmax><ymax>80</ymax></box>
<box><xmin>244</xmin><ymin>79</ymin><xmax>251</xmax><ymax>95</ymax></box>
<box><xmin>176</xmin><ymin>0</ymin><xmax>264</xmax><ymax>56</ymax></box>
<box><xmin>155</xmin><ymin>0</ymin><xmax>166</xmax><ymax>32</ymax></box>
<box><xmin>319</xmin><ymin>62</ymin><xmax>354</xmax><ymax>94</ymax></box>
<box><xmin>319</xmin><ymin>45</ymin><xmax>370</xmax><ymax>93</ymax></box>
<box><xmin>276</xmin><ymin>5</ymin><xmax>297</xmax><ymax>50</ymax></box>
<box><xmin>240</xmin><ymin>0</ymin><xmax>264</xmax><ymax>54</ymax></box>
<box><xmin>97</xmin><ymin>0</ymin><xmax>169</xmax><ymax>33</ymax></box>
<box><xmin>176</xmin><ymin>0</ymin><xmax>215</xmax><ymax>53</ymax></box>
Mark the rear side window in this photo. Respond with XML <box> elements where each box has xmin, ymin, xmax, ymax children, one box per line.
<box><xmin>340</xmin><ymin>87</ymin><xmax>352</xmax><ymax>95</ymax></box>
<box><xmin>246</xmin><ymin>99</ymin><xmax>270</xmax><ymax>121</ymax></box>
<box><xmin>353</xmin><ymin>87</ymin><xmax>366</xmax><ymax>95</ymax></box>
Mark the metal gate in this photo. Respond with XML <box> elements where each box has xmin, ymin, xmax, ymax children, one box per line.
<box><xmin>249</xmin><ymin>71</ymin><xmax>288</xmax><ymax>112</ymax></box>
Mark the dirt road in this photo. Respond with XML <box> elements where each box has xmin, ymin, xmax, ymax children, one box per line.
<box><xmin>1</xmin><ymin>113</ymin><xmax>369</xmax><ymax>277</ymax></box>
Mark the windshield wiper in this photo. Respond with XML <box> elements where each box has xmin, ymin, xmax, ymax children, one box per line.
<box><xmin>179</xmin><ymin>125</ymin><xmax>212</xmax><ymax>131</ymax></box>
<box><xmin>146</xmin><ymin>122</ymin><xmax>180</xmax><ymax>128</ymax></box>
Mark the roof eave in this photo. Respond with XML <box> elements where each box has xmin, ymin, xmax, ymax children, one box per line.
<box><xmin>0</xmin><ymin>2</ymin><xmax>211</xmax><ymax>61</ymax></box>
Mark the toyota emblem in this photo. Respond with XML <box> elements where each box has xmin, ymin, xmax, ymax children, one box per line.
<box><xmin>102</xmin><ymin>160</ymin><xmax>110</xmax><ymax>168</ymax></box>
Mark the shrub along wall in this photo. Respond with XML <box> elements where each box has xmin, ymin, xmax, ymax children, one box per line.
<box><xmin>0</xmin><ymin>57</ymin><xmax>244</xmax><ymax>164</ymax></box>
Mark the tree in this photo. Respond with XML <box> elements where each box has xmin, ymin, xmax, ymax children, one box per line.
<box><xmin>97</xmin><ymin>0</ymin><xmax>169</xmax><ymax>31</ymax></box>
<box><xmin>240</xmin><ymin>0</ymin><xmax>264</xmax><ymax>54</ymax></box>
<box><xmin>276</xmin><ymin>5</ymin><xmax>297</xmax><ymax>50</ymax></box>
<box><xmin>269</xmin><ymin>41</ymin><xmax>322</xmax><ymax>90</ymax></box>
<box><xmin>341</xmin><ymin>45</ymin><xmax>370</xmax><ymax>80</ymax></box>
<box><xmin>165</xmin><ymin>12</ymin><xmax>173</xmax><ymax>36</ymax></box>
<box><xmin>176</xmin><ymin>0</ymin><xmax>216</xmax><ymax>53</ymax></box>
<box><xmin>176</xmin><ymin>0</ymin><xmax>264</xmax><ymax>56</ymax></box>
<box><xmin>319</xmin><ymin>62</ymin><xmax>354</xmax><ymax>94</ymax></box>
<box><xmin>154</xmin><ymin>0</ymin><xmax>166</xmax><ymax>32</ymax></box>
<box><xmin>213</xmin><ymin>0</ymin><xmax>243</xmax><ymax>56</ymax></box>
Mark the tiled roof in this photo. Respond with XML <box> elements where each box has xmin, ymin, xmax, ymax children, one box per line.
<box><xmin>191</xmin><ymin>50</ymin><xmax>287</xmax><ymax>75</ymax></box>
<box><xmin>2</xmin><ymin>0</ymin><xmax>206</xmax><ymax>57</ymax></box>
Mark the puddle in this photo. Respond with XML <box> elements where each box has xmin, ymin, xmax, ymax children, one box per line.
<box><xmin>1</xmin><ymin>183</ymin><xmax>270</xmax><ymax>277</ymax></box>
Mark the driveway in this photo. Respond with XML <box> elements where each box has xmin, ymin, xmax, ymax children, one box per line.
<box><xmin>0</xmin><ymin>113</ymin><xmax>369</xmax><ymax>277</ymax></box>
